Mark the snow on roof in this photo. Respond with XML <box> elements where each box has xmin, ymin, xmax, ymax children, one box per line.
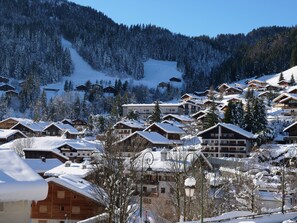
<box><xmin>0</xmin><ymin>149</ymin><xmax>48</xmax><ymax>201</ymax></box>
<box><xmin>45</xmin><ymin>122</ymin><xmax>79</xmax><ymax>134</ymax></box>
<box><xmin>122</xmin><ymin>103</ymin><xmax>183</xmax><ymax>107</ymax></box>
<box><xmin>24</xmin><ymin>158</ymin><xmax>63</xmax><ymax>174</ymax></box>
<box><xmin>12</xmin><ymin>121</ymin><xmax>51</xmax><ymax>132</ymax></box>
<box><xmin>161</xmin><ymin>120</ymin><xmax>186</xmax><ymax>128</ymax></box>
<box><xmin>162</xmin><ymin>114</ymin><xmax>194</xmax><ymax>122</ymax></box>
<box><xmin>283</xmin><ymin>121</ymin><xmax>297</xmax><ymax>132</ymax></box>
<box><xmin>0</xmin><ymin>117</ymin><xmax>33</xmax><ymax>124</ymax></box>
<box><xmin>144</xmin><ymin>122</ymin><xmax>185</xmax><ymax>134</ymax></box>
<box><xmin>0</xmin><ymin>129</ymin><xmax>26</xmax><ymax>139</ymax></box>
<box><xmin>130</xmin><ymin>147</ymin><xmax>211</xmax><ymax>173</ymax></box>
<box><xmin>1</xmin><ymin>136</ymin><xmax>103</xmax><ymax>154</ymax></box>
<box><xmin>134</xmin><ymin>131</ymin><xmax>172</xmax><ymax>145</ymax></box>
<box><xmin>114</xmin><ymin>120</ymin><xmax>145</xmax><ymax>129</ymax></box>
<box><xmin>198</xmin><ymin>123</ymin><xmax>256</xmax><ymax>139</ymax></box>
<box><xmin>44</xmin><ymin>161</ymin><xmax>93</xmax><ymax>178</ymax></box>
<box><xmin>46</xmin><ymin>174</ymin><xmax>107</xmax><ymax>205</ymax></box>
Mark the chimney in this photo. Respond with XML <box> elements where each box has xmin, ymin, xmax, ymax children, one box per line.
<box><xmin>41</xmin><ymin>157</ymin><xmax>46</xmax><ymax>162</ymax></box>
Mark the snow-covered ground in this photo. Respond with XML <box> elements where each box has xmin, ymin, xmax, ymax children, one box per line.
<box><xmin>43</xmin><ymin>38</ymin><xmax>182</xmax><ymax>99</ymax></box>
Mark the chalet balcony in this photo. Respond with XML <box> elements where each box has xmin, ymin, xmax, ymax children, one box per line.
<box><xmin>201</xmin><ymin>142</ymin><xmax>247</xmax><ymax>147</ymax></box>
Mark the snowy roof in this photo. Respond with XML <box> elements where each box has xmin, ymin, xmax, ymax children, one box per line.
<box><xmin>119</xmin><ymin>131</ymin><xmax>172</xmax><ymax>145</ymax></box>
<box><xmin>283</xmin><ymin>121</ymin><xmax>297</xmax><ymax>132</ymax></box>
<box><xmin>0</xmin><ymin>149</ymin><xmax>48</xmax><ymax>201</ymax></box>
<box><xmin>24</xmin><ymin>158</ymin><xmax>63</xmax><ymax>174</ymax></box>
<box><xmin>46</xmin><ymin>174</ymin><xmax>107</xmax><ymax>205</ymax></box>
<box><xmin>44</xmin><ymin>161</ymin><xmax>94</xmax><ymax>178</ymax></box>
<box><xmin>1</xmin><ymin>136</ymin><xmax>103</xmax><ymax>156</ymax></box>
<box><xmin>162</xmin><ymin>114</ymin><xmax>194</xmax><ymax>122</ymax></box>
<box><xmin>144</xmin><ymin>122</ymin><xmax>185</xmax><ymax>134</ymax></box>
<box><xmin>12</xmin><ymin>121</ymin><xmax>51</xmax><ymax>132</ymax></box>
<box><xmin>122</xmin><ymin>103</ymin><xmax>183</xmax><ymax>107</ymax></box>
<box><xmin>198</xmin><ymin>123</ymin><xmax>257</xmax><ymax>139</ymax></box>
<box><xmin>44</xmin><ymin>122</ymin><xmax>79</xmax><ymax>134</ymax></box>
<box><xmin>0</xmin><ymin>129</ymin><xmax>26</xmax><ymax>139</ymax></box>
<box><xmin>0</xmin><ymin>117</ymin><xmax>33</xmax><ymax>124</ymax></box>
<box><xmin>130</xmin><ymin>147</ymin><xmax>212</xmax><ymax>173</ymax></box>
<box><xmin>114</xmin><ymin>120</ymin><xmax>145</xmax><ymax>129</ymax></box>
<box><xmin>161</xmin><ymin>120</ymin><xmax>186</xmax><ymax>128</ymax></box>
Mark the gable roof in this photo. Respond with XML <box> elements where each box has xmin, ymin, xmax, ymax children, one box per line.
<box><xmin>46</xmin><ymin>174</ymin><xmax>107</xmax><ymax>205</ymax></box>
<box><xmin>0</xmin><ymin>129</ymin><xmax>27</xmax><ymax>139</ymax></box>
<box><xmin>11</xmin><ymin>121</ymin><xmax>50</xmax><ymax>132</ymax></box>
<box><xmin>24</xmin><ymin>158</ymin><xmax>63</xmax><ymax>174</ymax></box>
<box><xmin>0</xmin><ymin>149</ymin><xmax>48</xmax><ymax>201</ymax></box>
<box><xmin>197</xmin><ymin>123</ymin><xmax>256</xmax><ymax>139</ymax></box>
<box><xmin>283</xmin><ymin>121</ymin><xmax>297</xmax><ymax>132</ymax></box>
<box><xmin>162</xmin><ymin>114</ymin><xmax>194</xmax><ymax>122</ymax></box>
<box><xmin>120</xmin><ymin>131</ymin><xmax>172</xmax><ymax>145</ymax></box>
<box><xmin>44</xmin><ymin>122</ymin><xmax>79</xmax><ymax>134</ymax></box>
<box><xmin>144</xmin><ymin>122</ymin><xmax>185</xmax><ymax>134</ymax></box>
<box><xmin>113</xmin><ymin>120</ymin><xmax>145</xmax><ymax>129</ymax></box>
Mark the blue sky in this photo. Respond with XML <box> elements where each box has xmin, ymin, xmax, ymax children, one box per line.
<box><xmin>70</xmin><ymin>0</ymin><xmax>297</xmax><ymax>37</ymax></box>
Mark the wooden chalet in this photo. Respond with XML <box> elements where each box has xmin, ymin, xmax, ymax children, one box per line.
<box><xmin>162</xmin><ymin>114</ymin><xmax>193</xmax><ymax>125</ymax></box>
<box><xmin>218</xmin><ymin>83</ymin><xmax>230</xmax><ymax>93</ymax></box>
<box><xmin>72</xmin><ymin>119</ymin><xmax>88</xmax><ymax>131</ymax></box>
<box><xmin>198</xmin><ymin>123</ymin><xmax>256</xmax><ymax>158</ymax></box>
<box><xmin>0</xmin><ymin>117</ymin><xmax>32</xmax><ymax>129</ymax></box>
<box><xmin>0</xmin><ymin>84</ymin><xmax>15</xmax><ymax>91</ymax></box>
<box><xmin>61</xmin><ymin>119</ymin><xmax>74</xmax><ymax>126</ymax></box>
<box><xmin>113</xmin><ymin>120</ymin><xmax>145</xmax><ymax>139</ymax></box>
<box><xmin>116</xmin><ymin>131</ymin><xmax>173</xmax><ymax>156</ymax></box>
<box><xmin>44</xmin><ymin>122</ymin><xmax>80</xmax><ymax>139</ymax></box>
<box><xmin>31</xmin><ymin>175</ymin><xmax>106</xmax><ymax>223</ymax></box>
<box><xmin>144</xmin><ymin>122</ymin><xmax>185</xmax><ymax>141</ymax></box>
<box><xmin>169</xmin><ymin>77</ymin><xmax>181</xmax><ymax>82</ymax></box>
<box><xmin>278</xmin><ymin>79</ymin><xmax>290</xmax><ymax>87</ymax></box>
<box><xmin>283</xmin><ymin>121</ymin><xmax>297</xmax><ymax>143</ymax></box>
<box><xmin>273</xmin><ymin>94</ymin><xmax>297</xmax><ymax>115</ymax></box>
<box><xmin>11</xmin><ymin>121</ymin><xmax>48</xmax><ymax>137</ymax></box>
<box><xmin>76</xmin><ymin>85</ymin><xmax>88</xmax><ymax>91</ymax></box>
<box><xmin>288</xmin><ymin>86</ymin><xmax>297</xmax><ymax>94</ymax></box>
<box><xmin>180</xmin><ymin>93</ymin><xmax>200</xmax><ymax>102</ymax></box>
<box><xmin>24</xmin><ymin>148</ymin><xmax>69</xmax><ymax>163</ymax></box>
<box><xmin>103</xmin><ymin>86</ymin><xmax>116</xmax><ymax>95</ymax></box>
<box><xmin>224</xmin><ymin>86</ymin><xmax>243</xmax><ymax>95</ymax></box>
<box><xmin>0</xmin><ymin>129</ymin><xmax>26</xmax><ymax>145</ymax></box>
<box><xmin>0</xmin><ymin>76</ymin><xmax>9</xmax><ymax>83</ymax></box>
<box><xmin>247</xmin><ymin>79</ymin><xmax>267</xmax><ymax>88</ymax></box>
<box><xmin>191</xmin><ymin>110</ymin><xmax>207</xmax><ymax>119</ymax></box>
<box><xmin>5</xmin><ymin>90</ymin><xmax>18</xmax><ymax>97</ymax></box>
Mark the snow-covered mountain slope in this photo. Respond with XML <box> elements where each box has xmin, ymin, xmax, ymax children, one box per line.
<box><xmin>43</xmin><ymin>39</ymin><xmax>182</xmax><ymax>95</ymax></box>
<box><xmin>258</xmin><ymin>66</ymin><xmax>297</xmax><ymax>85</ymax></box>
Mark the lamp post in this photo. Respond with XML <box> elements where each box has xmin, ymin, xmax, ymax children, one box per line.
<box><xmin>139</xmin><ymin>150</ymin><xmax>154</xmax><ymax>222</ymax></box>
<box><xmin>184</xmin><ymin>152</ymin><xmax>212</xmax><ymax>223</ymax></box>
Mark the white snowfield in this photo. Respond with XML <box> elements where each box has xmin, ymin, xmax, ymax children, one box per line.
<box><xmin>43</xmin><ymin>38</ymin><xmax>183</xmax><ymax>97</ymax></box>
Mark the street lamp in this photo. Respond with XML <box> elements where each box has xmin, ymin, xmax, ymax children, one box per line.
<box><xmin>184</xmin><ymin>152</ymin><xmax>212</xmax><ymax>223</ymax></box>
<box><xmin>139</xmin><ymin>150</ymin><xmax>154</xmax><ymax>222</ymax></box>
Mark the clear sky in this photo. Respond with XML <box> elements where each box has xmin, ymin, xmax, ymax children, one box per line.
<box><xmin>69</xmin><ymin>0</ymin><xmax>297</xmax><ymax>37</ymax></box>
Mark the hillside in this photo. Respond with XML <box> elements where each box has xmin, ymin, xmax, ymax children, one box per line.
<box><xmin>0</xmin><ymin>0</ymin><xmax>296</xmax><ymax>92</ymax></box>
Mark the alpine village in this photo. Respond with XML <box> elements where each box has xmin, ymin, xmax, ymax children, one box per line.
<box><xmin>1</xmin><ymin>1</ymin><xmax>297</xmax><ymax>223</ymax></box>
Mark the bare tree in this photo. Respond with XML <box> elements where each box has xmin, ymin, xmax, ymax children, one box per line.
<box><xmin>12</xmin><ymin>137</ymin><xmax>33</xmax><ymax>158</ymax></box>
<box><xmin>91</xmin><ymin>129</ymin><xmax>137</xmax><ymax>223</ymax></box>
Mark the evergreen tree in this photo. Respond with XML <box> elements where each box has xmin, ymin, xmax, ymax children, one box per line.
<box><xmin>73</xmin><ymin>96</ymin><xmax>81</xmax><ymax>119</ymax></box>
<box><xmin>290</xmin><ymin>74</ymin><xmax>296</xmax><ymax>86</ymax></box>
<box><xmin>150</xmin><ymin>101</ymin><xmax>161</xmax><ymax>123</ymax></box>
<box><xmin>224</xmin><ymin>101</ymin><xmax>244</xmax><ymax>128</ymax></box>
<box><xmin>279</xmin><ymin>72</ymin><xmax>285</xmax><ymax>82</ymax></box>
<box><xmin>64</xmin><ymin>80</ymin><xmax>69</xmax><ymax>92</ymax></box>
<box><xmin>203</xmin><ymin>100</ymin><xmax>220</xmax><ymax>129</ymax></box>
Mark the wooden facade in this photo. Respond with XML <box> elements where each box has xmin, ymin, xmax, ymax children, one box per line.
<box><xmin>24</xmin><ymin>150</ymin><xmax>68</xmax><ymax>163</ymax></box>
<box><xmin>198</xmin><ymin>123</ymin><xmax>255</xmax><ymax>158</ymax></box>
<box><xmin>11</xmin><ymin>123</ymin><xmax>44</xmax><ymax>137</ymax></box>
<box><xmin>144</xmin><ymin>124</ymin><xmax>182</xmax><ymax>140</ymax></box>
<box><xmin>31</xmin><ymin>182</ymin><xmax>105</xmax><ymax>222</ymax></box>
<box><xmin>284</xmin><ymin>122</ymin><xmax>297</xmax><ymax>143</ymax></box>
<box><xmin>0</xmin><ymin>131</ymin><xmax>26</xmax><ymax>145</ymax></box>
<box><xmin>0</xmin><ymin>118</ymin><xmax>19</xmax><ymax>129</ymax></box>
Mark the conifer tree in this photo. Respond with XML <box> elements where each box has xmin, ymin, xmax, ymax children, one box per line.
<box><xmin>150</xmin><ymin>101</ymin><xmax>161</xmax><ymax>123</ymax></box>
<box><xmin>290</xmin><ymin>74</ymin><xmax>296</xmax><ymax>86</ymax></box>
<box><xmin>279</xmin><ymin>72</ymin><xmax>285</xmax><ymax>82</ymax></box>
<box><xmin>203</xmin><ymin>100</ymin><xmax>220</xmax><ymax>129</ymax></box>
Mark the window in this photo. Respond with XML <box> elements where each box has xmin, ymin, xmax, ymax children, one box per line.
<box><xmin>57</xmin><ymin>191</ymin><xmax>65</xmax><ymax>199</ymax></box>
<box><xmin>161</xmin><ymin>188</ymin><xmax>166</xmax><ymax>193</ymax></box>
<box><xmin>143</xmin><ymin>186</ymin><xmax>147</xmax><ymax>192</ymax></box>
<box><xmin>39</xmin><ymin>205</ymin><xmax>47</xmax><ymax>213</ymax></box>
<box><xmin>0</xmin><ymin>203</ymin><xmax>4</xmax><ymax>212</ymax></box>
<box><xmin>73</xmin><ymin>195</ymin><xmax>77</xmax><ymax>199</ymax></box>
<box><xmin>60</xmin><ymin>206</ymin><xmax>65</xmax><ymax>211</ymax></box>
<box><xmin>72</xmin><ymin>206</ymin><xmax>80</xmax><ymax>214</ymax></box>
